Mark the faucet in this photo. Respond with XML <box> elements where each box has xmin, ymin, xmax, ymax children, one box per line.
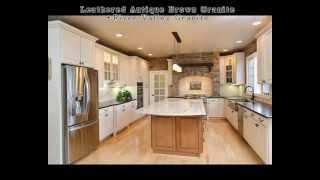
<box><xmin>244</xmin><ymin>85</ymin><xmax>255</xmax><ymax>102</ymax></box>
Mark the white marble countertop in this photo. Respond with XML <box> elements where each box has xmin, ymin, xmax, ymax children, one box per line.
<box><xmin>142</xmin><ymin>98</ymin><xmax>206</xmax><ymax>116</ymax></box>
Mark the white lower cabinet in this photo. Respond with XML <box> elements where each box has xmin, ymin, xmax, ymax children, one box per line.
<box><xmin>243</xmin><ymin>109</ymin><xmax>271</xmax><ymax>164</ymax></box>
<box><xmin>115</xmin><ymin>103</ymin><xmax>129</xmax><ymax>131</ymax></box>
<box><xmin>206</xmin><ymin>98</ymin><xmax>224</xmax><ymax>117</ymax></box>
<box><xmin>99</xmin><ymin>106</ymin><xmax>114</xmax><ymax>141</ymax></box>
<box><xmin>115</xmin><ymin>100</ymin><xmax>140</xmax><ymax>132</ymax></box>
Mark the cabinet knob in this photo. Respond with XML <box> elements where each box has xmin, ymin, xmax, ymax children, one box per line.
<box><xmin>255</xmin><ymin>123</ymin><xmax>259</xmax><ymax>127</ymax></box>
<box><xmin>105</xmin><ymin>114</ymin><xmax>108</xmax><ymax>117</ymax></box>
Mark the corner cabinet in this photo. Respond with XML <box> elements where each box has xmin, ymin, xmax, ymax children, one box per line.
<box><xmin>256</xmin><ymin>23</ymin><xmax>272</xmax><ymax>84</ymax></box>
<box><xmin>220</xmin><ymin>52</ymin><xmax>245</xmax><ymax>85</ymax></box>
<box><xmin>48</xmin><ymin>21</ymin><xmax>98</xmax><ymax>68</ymax></box>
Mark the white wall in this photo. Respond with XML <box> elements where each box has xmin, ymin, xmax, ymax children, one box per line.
<box><xmin>178</xmin><ymin>76</ymin><xmax>213</xmax><ymax>96</ymax></box>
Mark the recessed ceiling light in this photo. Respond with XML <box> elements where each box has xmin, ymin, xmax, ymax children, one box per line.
<box><xmin>236</xmin><ymin>40</ymin><xmax>243</xmax><ymax>44</ymax></box>
<box><xmin>115</xmin><ymin>33</ymin><xmax>123</xmax><ymax>38</ymax></box>
<box><xmin>252</xmin><ymin>21</ymin><xmax>261</xmax><ymax>26</ymax></box>
<box><xmin>148</xmin><ymin>53</ymin><xmax>152</xmax><ymax>56</ymax></box>
<box><xmin>223</xmin><ymin>49</ymin><xmax>228</xmax><ymax>52</ymax></box>
<box><xmin>137</xmin><ymin>47</ymin><xmax>143</xmax><ymax>50</ymax></box>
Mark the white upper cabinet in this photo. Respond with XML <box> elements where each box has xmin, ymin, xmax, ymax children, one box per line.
<box><xmin>48</xmin><ymin>21</ymin><xmax>98</xmax><ymax>68</ymax></box>
<box><xmin>81</xmin><ymin>37</ymin><xmax>96</xmax><ymax>68</ymax></box>
<box><xmin>60</xmin><ymin>29</ymin><xmax>81</xmax><ymax>65</ymax></box>
<box><xmin>220</xmin><ymin>52</ymin><xmax>245</xmax><ymax>85</ymax></box>
<box><xmin>256</xmin><ymin>23</ymin><xmax>272</xmax><ymax>84</ymax></box>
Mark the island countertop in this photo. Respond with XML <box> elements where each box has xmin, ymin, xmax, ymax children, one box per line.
<box><xmin>142</xmin><ymin>98</ymin><xmax>206</xmax><ymax>116</ymax></box>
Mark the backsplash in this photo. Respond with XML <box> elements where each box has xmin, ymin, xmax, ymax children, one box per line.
<box><xmin>99</xmin><ymin>83</ymin><xmax>136</xmax><ymax>103</ymax></box>
<box><xmin>219</xmin><ymin>84</ymin><xmax>244</xmax><ymax>97</ymax></box>
<box><xmin>178</xmin><ymin>76</ymin><xmax>213</xmax><ymax>96</ymax></box>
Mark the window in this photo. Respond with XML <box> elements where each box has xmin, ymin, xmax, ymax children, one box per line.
<box><xmin>246</xmin><ymin>52</ymin><xmax>272</xmax><ymax>97</ymax></box>
<box><xmin>246</xmin><ymin>53</ymin><xmax>261</xmax><ymax>94</ymax></box>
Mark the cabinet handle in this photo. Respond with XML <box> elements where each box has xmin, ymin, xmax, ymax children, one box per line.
<box><xmin>105</xmin><ymin>114</ymin><xmax>108</xmax><ymax>117</ymax></box>
<box><xmin>255</xmin><ymin>123</ymin><xmax>259</xmax><ymax>127</ymax></box>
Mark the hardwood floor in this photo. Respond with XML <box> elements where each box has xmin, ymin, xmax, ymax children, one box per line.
<box><xmin>75</xmin><ymin>116</ymin><xmax>263</xmax><ymax>164</ymax></box>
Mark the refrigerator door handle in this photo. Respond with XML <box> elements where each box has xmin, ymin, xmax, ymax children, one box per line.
<box><xmin>69</xmin><ymin>120</ymin><xmax>97</xmax><ymax>132</ymax></box>
<box><xmin>84</xmin><ymin>69</ymin><xmax>90</xmax><ymax>114</ymax></box>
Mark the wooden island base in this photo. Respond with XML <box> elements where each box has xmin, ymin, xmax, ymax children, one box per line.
<box><xmin>151</xmin><ymin>115</ymin><xmax>204</xmax><ymax>156</ymax></box>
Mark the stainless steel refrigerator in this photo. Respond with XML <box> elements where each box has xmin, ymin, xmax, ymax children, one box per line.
<box><xmin>62</xmin><ymin>64</ymin><xmax>99</xmax><ymax>164</ymax></box>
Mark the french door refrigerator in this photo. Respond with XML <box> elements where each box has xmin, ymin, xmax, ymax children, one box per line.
<box><xmin>62</xmin><ymin>64</ymin><xmax>99</xmax><ymax>164</ymax></box>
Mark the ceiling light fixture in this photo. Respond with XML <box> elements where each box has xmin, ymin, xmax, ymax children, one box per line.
<box><xmin>252</xmin><ymin>21</ymin><xmax>261</xmax><ymax>26</ymax></box>
<box><xmin>236</xmin><ymin>40</ymin><xmax>243</xmax><ymax>44</ymax></box>
<box><xmin>137</xmin><ymin>47</ymin><xmax>143</xmax><ymax>50</ymax></box>
<box><xmin>115</xmin><ymin>33</ymin><xmax>123</xmax><ymax>38</ymax></box>
<box><xmin>148</xmin><ymin>53</ymin><xmax>152</xmax><ymax>56</ymax></box>
<box><xmin>223</xmin><ymin>49</ymin><xmax>228</xmax><ymax>52</ymax></box>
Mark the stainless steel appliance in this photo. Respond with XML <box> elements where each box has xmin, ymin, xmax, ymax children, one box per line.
<box><xmin>137</xmin><ymin>82</ymin><xmax>143</xmax><ymax>109</ymax></box>
<box><xmin>62</xmin><ymin>64</ymin><xmax>99</xmax><ymax>164</ymax></box>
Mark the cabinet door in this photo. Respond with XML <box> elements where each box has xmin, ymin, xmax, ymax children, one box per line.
<box><xmin>130</xmin><ymin>100</ymin><xmax>137</xmax><ymax>123</ymax></box>
<box><xmin>95</xmin><ymin>47</ymin><xmax>104</xmax><ymax>89</ymax></box>
<box><xmin>81</xmin><ymin>38</ymin><xmax>95</xmax><ymax>68</ymax></box>
<box><xmin>151</xmin><ymin>116</ymin><xmax>176</xmax><ymax>151</ymax></box>
<box><xmin>98</xmin><ymin>107</ymin><xmax>114</xmax><ymax>141</ymax></box>
<box><xmin>98</xmin><ymin>109</ymin><xmax>106</xmax><ymax>141</ymax></box>
<box><xmin>219</xmin><ymin>56</ymin><xmax>225</xmax><ymax>84</ymax></box>
<box><xmin>175</xmin><ymin>117</ymin><xmax>202</xmax><ymax>154</ymax></box>
<box><xmin>253</xmin><ymin>120</ymin><xmax>267</xmax><ymax>163</ymax></box>
<box><xmin>116</xmin><ymin>104</ymin><xmax>127</xmax><ymax>131</ymax></box>
<box><xmin>217</xmin><ymin>99</ymin><xmax>224</xmax><ymax>117</ymax></box>
<box><xmin>143</xmin><ymin>87</ymin><xmax>149</xmax><ymax>107</ymax></box>
<box><xmin>61</xmin><ymin>29</ymin><xmax>81</xmax><ymax>65</ymax></box>
<box><xmin>264</xmin><ymin>28</ymin><xmax>272</xmax><ymax>84</ymax></box>
<box><xmin>119</xmin><ymin>57</ymin><xmax>128</xmax><ymax>86</ymax></box>
<box><xmin>257</xmin><ymin>36</ymin><xmax>264</xmax><ymax>83</ymax></box>
<box><xmin>111</xmin><ymin>55</ymin><xmax>120</xmax><ymax>81</ymax></box>
<box><xmin>206</xmin><ymin>100</ymin><xmax>214</xmax><ymax>117</ymax></box>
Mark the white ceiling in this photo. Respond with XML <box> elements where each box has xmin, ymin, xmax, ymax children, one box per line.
<box><xmin>48</xmin><ymin>16</ymin><xmax>271</xmax><ymax>59</ymax></box>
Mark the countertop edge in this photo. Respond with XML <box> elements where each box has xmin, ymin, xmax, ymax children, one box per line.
<box><xmin>99</xmin><ymin>99</ymin><xmax>137</xmax><ymax>109</ymax></box>
<box><xmin>237</xmin><ymin>102</ymin><xmax>272</xmax><ymax>118</ymax></box>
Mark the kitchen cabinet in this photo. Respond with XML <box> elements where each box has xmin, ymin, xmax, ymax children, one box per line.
<box><xmin>55</xmin><ymin>22</ymin><xmax>97</xmax><ymax>68</ymax></box>
<box><xmin>119</xmin><ymin>57</ymin><xmax>129</xmax><ymax>86</ymax></box>
<box><xmin>115</xmin><ymin>103</ymin><xmax>129</xmax><ymax>131</ymax></box>
<box><xmin>256</xmin><ymin>23</ymin><xmax>272</xmax><ymax>84</ymax></box>
<box><xmin>61</xmin><ymin>29</ymin><xmax>81</xmax><ymax>65</ymax></box>
<box><xmin>127</xmin><ymin>56</ymin><xmax>150</xmax><ymax>86</ymax></box>
<box><xmin>206</xmin><ymin>98</ymin><xmax>224</xmax><ymax>118</ymax></box>
<box><xmin>224</xmin><ymin>100</ymin><xmax>238</xmax><ymax>130</ymax></box>
<box><xmin>115</xmin><ymin>101</ymin><xmax>139</xmax><ymax>132</ymax></box>
<box><xmin>243</xmin><ymin>109</ymin><xmax>272</xmax><ymax>164</ymax></box>
<box><xmin>80</xmin><ymin>37</ymin><xmax>96</xmax><ymax>68</ymax></box>
<box><xmin>220</xmin><ymin>52</ymin><xmax>245</xmax><ymax>85</ymax></box>
<box><xmin>128</xmin><ymin>100</ymin><xmax>138</xmax><ymax>123</ymax></box>
<box><xmin>99</xmin><ymin>106</ymin><xmax>114</xmax><ymax>141</ymax></box>
<box><xmin>96</xmin><ymin>44</ymin><xmax>122</xmax><ymax>86</ymax></box>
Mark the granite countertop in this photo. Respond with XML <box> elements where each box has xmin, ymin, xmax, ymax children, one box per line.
<box><xmin>99</xmin><ymin>99</ymin><xmax>137</xmax><ymax>109</ymax></box>
<box><xmin>237</xmin><ymin>101</ymin><xmax>272</xmax><ymax>118</ymax></box>
<box><xmin>142</xmin><ymin>98</ymin><xmax>206</xmax><ymax>117</ymax></box>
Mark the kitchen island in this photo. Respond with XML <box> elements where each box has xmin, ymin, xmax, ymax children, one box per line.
<box><xmin>143</xmin><ymin>98</ymin><xmax>206</xmax><ymax>156</ymax></box>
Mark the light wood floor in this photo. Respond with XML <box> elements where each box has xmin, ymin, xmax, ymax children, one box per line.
<box><xmin>76</xmin><ymin>116</ymin><xmax>263</xmax><ymax>164</ymax></box>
